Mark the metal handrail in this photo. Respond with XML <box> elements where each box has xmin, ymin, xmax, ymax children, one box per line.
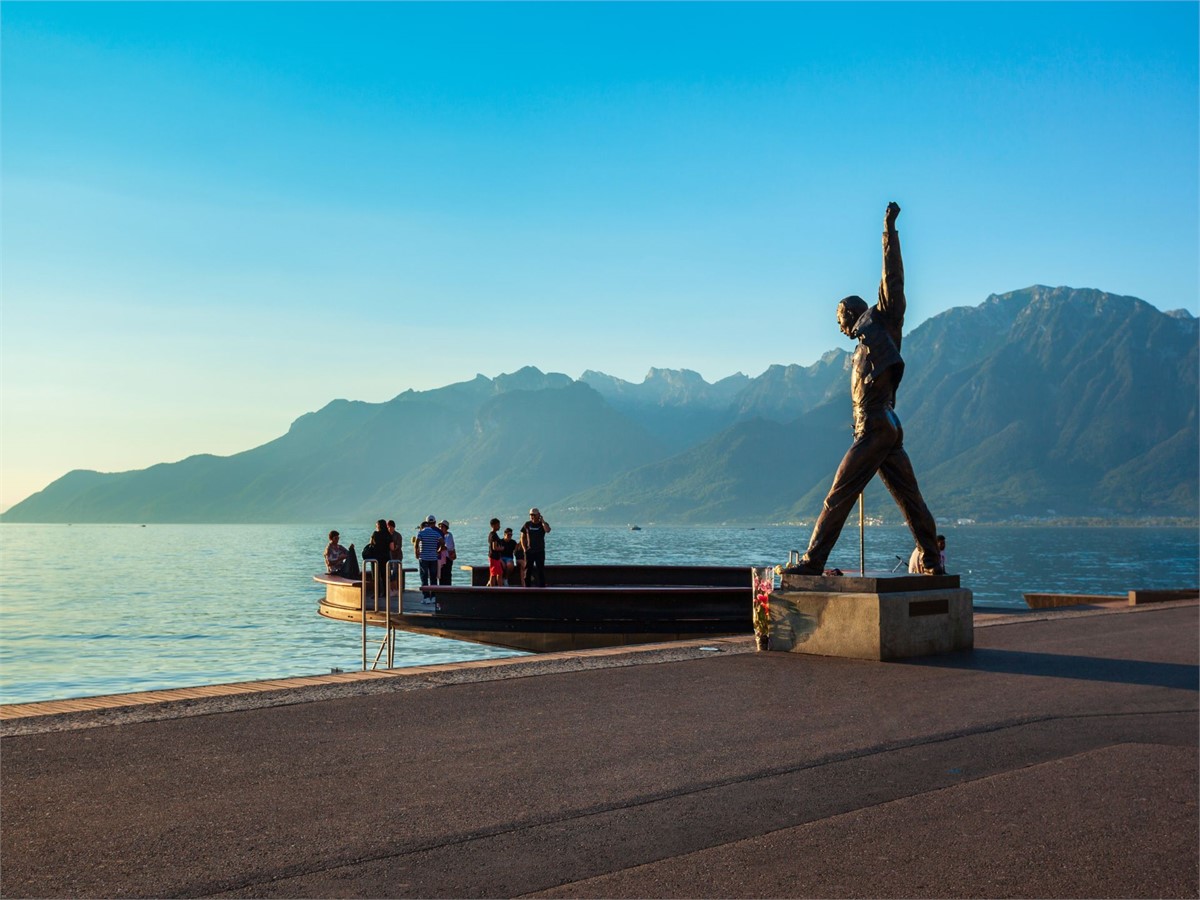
<box><xmin>361</xmin><ymin>560</ymin><xmax>374</xmax><ymax>671</ymax></box>
<box><xmin>361</xmin><ymin>558</ymin><xmax>409</xmax><ymax>671</ymax></box>
<box><xmin>384</xmin><ymin>558</ymin><xmax>403</xmax><ymax>668</ymax></box>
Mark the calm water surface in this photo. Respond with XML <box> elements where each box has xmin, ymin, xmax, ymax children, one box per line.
<box><xmin>0</xmin><ymin>523</ymin><xmax>1195</xmax><ymax>704</ymax></box>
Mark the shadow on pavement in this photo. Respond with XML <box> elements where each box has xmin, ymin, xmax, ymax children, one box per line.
<box><xmin>902</xmin><ymin>648</ymin><xmax>1199</xmax><ymax>691</ymax></box>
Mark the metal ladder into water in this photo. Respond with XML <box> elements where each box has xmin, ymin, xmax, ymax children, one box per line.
<box><xmin>360</xmin><ymin>559</ymin><xmax>406</xmax><ymax>671</ymax></box>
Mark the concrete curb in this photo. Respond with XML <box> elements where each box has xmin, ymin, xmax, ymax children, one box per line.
<box><xmin>0</xmin><ymin>636</ymin><xmax>753</xmax><ymax>735</ymax></box>
<box><xmin>3</xmin><ymin>599</ymin><xmax>1195</xmax><ymax>737</ymax></box>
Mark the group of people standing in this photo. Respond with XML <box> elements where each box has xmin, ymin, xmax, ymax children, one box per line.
<box><xmin>486</xmin><ymin>508</ymin><xmax>551</xmax><ymax>587</ymax></box>
<box><xmin>323</xmin><ymin>509</ymin><xmax>548</xmax><ymax>588</ymax></box>
<box><xmin>323</xmin><ymin>516</ymin><xmax>456</xmax><ymax>587</ymax></box>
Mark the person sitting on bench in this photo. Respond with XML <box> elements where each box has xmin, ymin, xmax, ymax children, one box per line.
<box><xmin>324</xmin><ymin>530</ymin><xmax>360</xmax><ymax>578</ymax></box>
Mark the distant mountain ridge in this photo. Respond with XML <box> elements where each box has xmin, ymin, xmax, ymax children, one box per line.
<box><xmin>4</xmin><ymin>286</ymin><xmax>1196</xmax><ymax>525</ymax></box>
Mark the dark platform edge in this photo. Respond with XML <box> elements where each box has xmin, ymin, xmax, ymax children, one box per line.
<box><xmin>779</xmin><ymin>572</ymin><xmax>961</xmax><ymax>593</ymax></box>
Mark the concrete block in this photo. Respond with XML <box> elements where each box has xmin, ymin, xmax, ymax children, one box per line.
<box><xmin>767</xmin><ymin>588</ymin><xmax>973</xmax><ymax>660</ymax></box>
<box><xmin>1128</xmin><ymin>589</ymin><xmax>1199</xmax><ymax>606</ymax></box>
<box><xmin>1023</xmin><ymin>593</ymin><xmax>1123</xmax><ymax>608</ymax></box>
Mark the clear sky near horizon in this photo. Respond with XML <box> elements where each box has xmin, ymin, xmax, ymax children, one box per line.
<box><xmin>2</xmin><ymin>2</ymin><xmax>1197</xmax><ymax>512</ymax></box>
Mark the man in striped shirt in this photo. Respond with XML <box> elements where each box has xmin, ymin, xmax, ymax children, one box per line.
<box><xmin>415</xmin><ymin>516</ymin><xmax>444</xmax><ymax>587</ymax></box>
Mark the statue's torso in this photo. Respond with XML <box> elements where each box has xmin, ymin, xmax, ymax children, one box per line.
<box><xmin>850</xmin><ymin>307</ymin><xmax>905</xmax><ymax>430</ymax></box>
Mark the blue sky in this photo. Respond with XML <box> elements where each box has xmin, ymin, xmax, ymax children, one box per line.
<box><xmin>2</xmin><ymin>2</ymin><xmax>1197</xmax><ymax>511</ymax></box>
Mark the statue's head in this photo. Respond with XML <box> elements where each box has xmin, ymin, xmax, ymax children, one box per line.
<box><xmin>836</xmin><ymin>295</ymin><xmax>868</xmax><ymax>337</ymax></box>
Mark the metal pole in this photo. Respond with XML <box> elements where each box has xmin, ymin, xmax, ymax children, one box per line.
<box><xmin>387</xmin><ymin>559</ymin><xmax>397</xmax><ymax>669</ymax></box>
<box><xmin>375</xmin><ymin>562</ymin><xmax>385</xmax><ymax>670</ymax></box>
<box><xmin>859</xmin><ymin>493</ymin><xmax>865</xmax><ymax>575</ymax></box>
<box><xmin>372</xmin><ymin>637</ymin><xmax>388</xmax><ymax>668</ymax></box>
<box><xmin>361</xmin><ymin>560</ymin><xmax>370</xmax><ymax>671</ymax></box>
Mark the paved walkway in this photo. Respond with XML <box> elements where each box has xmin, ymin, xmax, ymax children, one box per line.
<box><xmin>2</xmin><ymin>603</ymin><xmax>1197</xmax><ymax>898</ymax></box>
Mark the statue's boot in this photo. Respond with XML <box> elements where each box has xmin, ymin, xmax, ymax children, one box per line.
<box><xmin>782</xmin><ymin>558</ymin><xmax>824</xmax><ymax>576</ymax></box>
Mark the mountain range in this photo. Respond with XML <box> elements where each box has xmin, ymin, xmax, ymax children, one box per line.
<box><xmin>4</xmin><ymin>286</ymin><xmax>1197</xmax><ymax>526</ymax></box>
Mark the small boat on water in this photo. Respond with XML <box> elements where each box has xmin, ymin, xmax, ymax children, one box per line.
<box><xmin>629</xmin><ymin>525</ymin><xmax>642</xmax><ymax>531</ymax></box>
<box><xmin>314</xmin><ymin>564</ymin><xmax>754</xmax><ymax>653</ymax></box>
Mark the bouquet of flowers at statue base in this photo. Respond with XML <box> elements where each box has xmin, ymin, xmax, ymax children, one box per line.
<box><xmin>752</xmin><ymin>566</ymin><xmax>774</xmax><ymax>651</ymax></box>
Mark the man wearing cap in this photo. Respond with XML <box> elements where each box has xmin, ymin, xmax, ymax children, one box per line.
<box><xmin>437</xmin><ymin>519</ymin><xmax>456</xmax><ymax>586</ymax></box>
<box><xmin>520</xmin><ymin>508</ymin><xmax>551</xmax><ymax>587</ymax></box>
<box><xmin>415</xmin><ymin>516</ymin><xmax>444</xmax><ymax>588</ymax></box>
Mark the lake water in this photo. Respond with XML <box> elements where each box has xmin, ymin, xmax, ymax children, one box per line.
<box><xmin>0</xmin><ymin>523</ymin><xmax>1196</xmax><ymax>705</ymax></box>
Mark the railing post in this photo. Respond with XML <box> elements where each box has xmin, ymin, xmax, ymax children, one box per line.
<box><xmin>386</xmin><ymin>559</ymin><xmax>401</xmax><ymax>668</ymax></box>
<box><xmin>859</xmin><ymin>492</ymin><xmax>865</xmax><ymax>575</ymax></box>
<box><xmin>375</xmin><ymin>561</ymin><xmax>384</xmax><ymax>620</ymax></box>
<box><xmin>359</xmin><ymin>559</ymin><xmax>404</xmax><ymax>671</ymax></box>
<box><xmin>361</xmin><ymin>560</ymin><xmax>372</xmax><ymax>671</ymax></box>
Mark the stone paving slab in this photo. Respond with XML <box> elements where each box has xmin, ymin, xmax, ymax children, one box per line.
<box><xmin>529</xmin><ymin>743</ymin><xmax>1198</xmax><ymax>899</ymax></box>
<box><xmin>213</xmin><ymin>712</ymin><xmax>1196</xmax><ymax>899</ymax></box>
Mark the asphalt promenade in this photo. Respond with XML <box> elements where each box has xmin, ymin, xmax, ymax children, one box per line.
<box><xmin>2</xmin><ymin>602</ymin><xmax>1197</xmax><ymax>898</ymax></box>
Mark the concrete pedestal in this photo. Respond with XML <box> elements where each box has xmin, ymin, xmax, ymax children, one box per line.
<box><xmin>767</xmin><ymin>587</ymin><xmax>973</xmax><ymax>660</ymax></box>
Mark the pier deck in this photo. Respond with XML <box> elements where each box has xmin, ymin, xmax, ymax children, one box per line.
<box><xmin>2</xmin><ymin>601</ymin><xmax>1196</xmax><ymax>898</ymax></box>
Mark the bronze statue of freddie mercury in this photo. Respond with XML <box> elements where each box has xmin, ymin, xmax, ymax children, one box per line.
<box><xmin>792</xmin><ymin>201</ymin><xmax>944</xmax><ymax>576</ymax></box>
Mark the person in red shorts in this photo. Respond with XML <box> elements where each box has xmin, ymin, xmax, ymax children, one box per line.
<box><xmin>486</xmin><ymin>518</ymin><xmax>505</xmax><ymax>586</ymax></box>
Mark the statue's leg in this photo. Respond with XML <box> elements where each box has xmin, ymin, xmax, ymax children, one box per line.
<box><xmin>877</xmin><ymin>427</ymin><xmax>941</xmax><ymax>573</ymax></box>
<box><xmin>800</xmin><ymin>424</ymin><xmax>894</xmax><ymax>571</ymax></box>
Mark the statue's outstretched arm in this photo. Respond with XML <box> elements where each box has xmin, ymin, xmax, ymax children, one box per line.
<box><xmin>878</xmin><ymin>201</ymin><xmax>905</xmax><ymax>326</ymax></box>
